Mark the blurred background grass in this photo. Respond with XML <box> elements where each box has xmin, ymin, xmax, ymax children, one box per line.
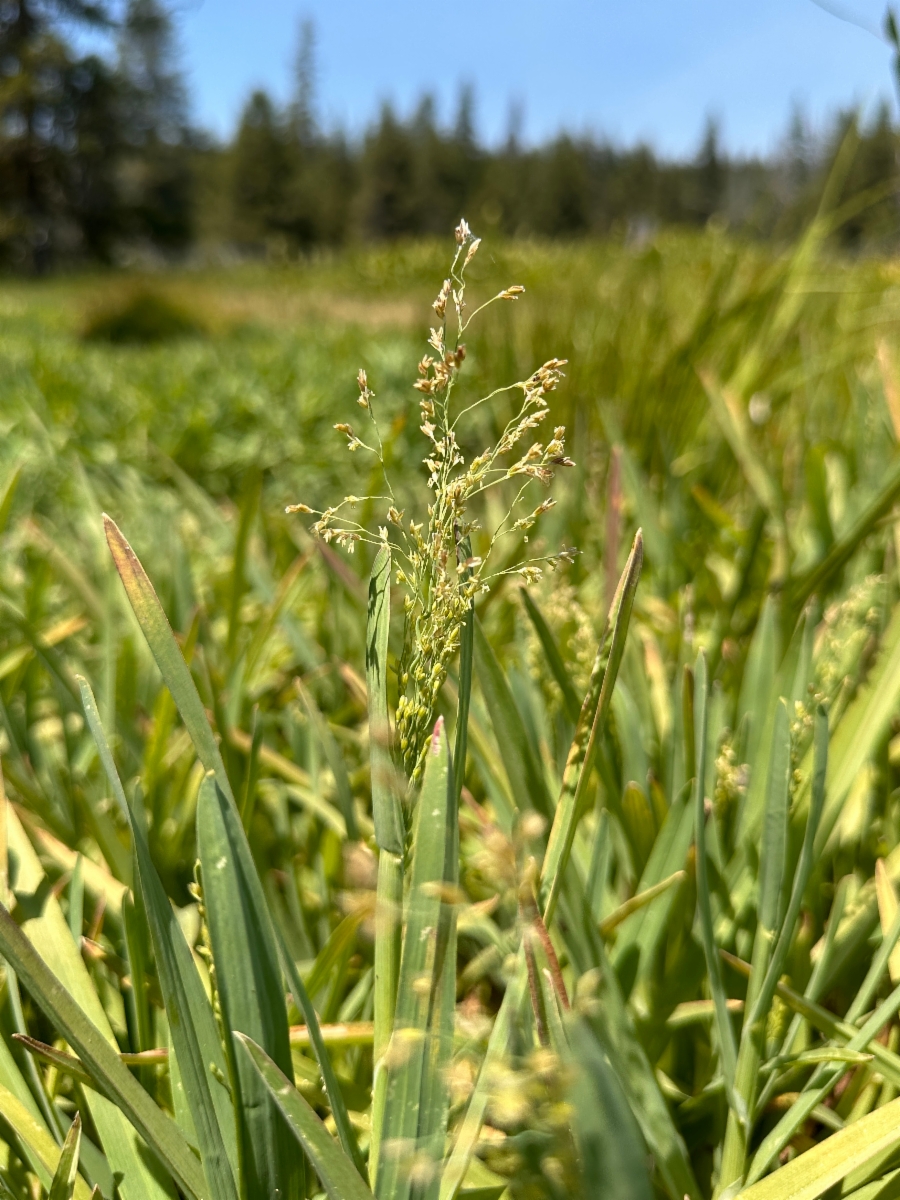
<box><xmin>6</xmin><ymin>218</ymin><xmax>900</xmax><ymax>1197</ymax></box>
<box><xmin>3</xmin><ymin>223</ymin><xmax>900</xmax><ymax>891</ymax></box>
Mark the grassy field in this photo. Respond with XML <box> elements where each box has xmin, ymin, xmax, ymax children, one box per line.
<box><xmin>4</xmin><ymin>225</ymin><xmax>900</xmax><ymax>1199</ymax></box>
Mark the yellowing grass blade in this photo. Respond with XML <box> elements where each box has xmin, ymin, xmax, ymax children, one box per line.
<box><xmin>875</xmin><ymin>859</ymin><xmax>900</xmax><ymax>985</ymax></box>
<box><xmin>738</xmin><ymin>1097</ymin><xmax>900</xmax><ymax>1200</ymax></box>
<box><xmin>0</xmin><ymin>1084</ymin><xmax>91</xmax><ymax>1200</ymax></box>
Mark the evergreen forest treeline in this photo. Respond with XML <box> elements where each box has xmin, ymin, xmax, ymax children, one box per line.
<box><xmin>2</xmin><ymin>0</ymin><xmax>899</xmax><ymax>272</ymax></box>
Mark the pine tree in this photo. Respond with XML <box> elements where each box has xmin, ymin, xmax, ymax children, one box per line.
<box><xmin>230</xmin><ymin>90</ymin><xmax>291</xmax><ymax>248</ymax></box>
<box><xmin>695</xmin><ymin>116</ymin><xmax>726</xmax><ymax>223</ymax></box>
<box><xmin>116</xmin><ymin>0</ymin><xmax>193</xmax><ymax>251</ymax></box>
<box><xmin>357</xmin><ymin>103</ymin><xmax>418</xmax><ymax>238</ymax></box>
<box><xmin>0</xmin><ymin>0</ymin><xmax>118</xmax><ymax>268</ymax></box>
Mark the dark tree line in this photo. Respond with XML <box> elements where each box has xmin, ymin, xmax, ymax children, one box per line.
<box><xmin>1</xmin><ymin>2</ymin><xmax>899</xmax><ymax>271</ymax></box>
<box><xmin>0</xmin><ymin>0</ymin><xmax>194</xmax><ymax>269</ymax></box>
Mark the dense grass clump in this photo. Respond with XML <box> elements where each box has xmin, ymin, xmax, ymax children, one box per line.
<box><xmin>82</xmin><ymin>287</ymin><xmax>207</xmax><ymax>344</ymax></box>
<box><xmin>2</xmin><ymin>221</ymin><xmax>900</xmax><ymax>1200</ymax></box>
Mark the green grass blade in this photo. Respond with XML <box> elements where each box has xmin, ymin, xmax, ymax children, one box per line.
<box><xmin>565</xmin><ymin>1016</ymin><xmax>654</xmax><ymax>1200</ymax></box>
<box><xmin>753</xmin><ymin>704</ymin><xmax>828</xmax><ymax>1026</ymax></box>
<box><xmin>48</xmin><ymin>1115</ymin><xmax>82</xmax><ymax>1200</ymax></box>
<box><xmin>239</xmin><ymin>706</ymin><xmax>263</xmax><ymax>831</ymax></box>
<box><xmin>474</xmin><ymin>618</ymin><xmax>552</xmax><ymax>818</ymax></box>
<box><xmin>276</xmin><ymin>928</ymin><xmax>366</xmax><ymax>1180</ymax></box>
<box><xmin>197</xmin><ymin>773</ymin><xmax>304</xmax><ymax>1200</ymax></box>
<box><xmin>740</xmin><ymin>1096</ymin><xmax>900</xmax><ymax>1200</ymax></box>
<box><xmin>226</xmin><ymin>468</ymin><xmax>260</xmax><ymax>663</ymax></box>
<box><xmin>747</xmin><ymin>976</ymin><xmax>900</xmax><ymax>1184</ymax></box>
<box><xmin>724</xmin><ymin>954</ymin><xmax>900</xmax><ymax>1093</ymax></box>
<box><xmin>0</xmin><ymin>1084</ymin><xmax>91</xmax><ymax>1200</ymax></box>
<box><xmin>104</xmin><ymin>515</ymin><xmax>234</xmax><ymax>802</ymax></box>
<box><xmin>78</xmin><ymin>677</ymin><xmax>239</xmax><ymax>1200</ymax></box>
<box><xmin>439</xmin><ymin>959</ymin><xmax>527</xmax><ymax>1200</ymax></box>
<box><xmin>297</xmin><ymin>680</ymin><xmax>359</xmax><ymax>841</ymax></box>
<box><xmin>370</xmin><ymin>849</ymin><xmax>402</xmax><ymax>1188</ymax></box>
<box><xmin>374</xmin><ymin>715</ymin><xmax>458</xmax><ymax>1200</ymax></box>
<box><xmin>236</xmin><ymin>1035</ymin><xmax>375</xmax><ymax>1200</ymax></box>
<box><xmin>584</xmin><ymin>928</ymin><xmax>700</xmax><ymax>1200</ymax></box>
<box><xmin>6</xmin><ymin>807</ymin><xmax>179</xmax><ymax>1200</ymax></box>
<box><xmin>786</xmin><ymin>456</ymin><xmax>900</xmax><ymax>615</ymax></box>
<box><xmin>68</xmin><ymin>856</ymin><xmax>83</xmax><ymax>945</ymax></box>
<box><xmin>540</xmin><ymin>529</ymin><xmax>643</xmax><ymax>924</ymax></box>
<box><xmin>735</xmin><ymin>597</ymin><xmax>781</xmax><ymax>844</ymax></box>
<box><xmin>520</xmin><ymin>588</ymin><xmax>581</xmax><ymax>722</ymax></box>
<box><xmin>0</xmin><ymin>902</ymin><xmax>205</xmax><ymax>1199</ymax></box>
<box><xmin>376</xmin><ymin>717</ymin><xmax>457</xmax><ymax>1200</ymax></box>
<box><xmin>720</xmin><ymin>698</ymin><xmax>792</xmax><ymax>1194</ymax></box>
<box><xmin>0</xmin><ymin>466</ymin><xmax>21</xmax><ymax>539</ymax></box>
<box><xmin>366</xmin><ymin>546</ymin><xmax>404</xmax><ymax>1185</ymax></box>
<box><xmin>598</xmin><ymin>870</ymin><xmax>686</xmax><ymax>937</ymax></box>
<box><xmin>811</xmin><ymin>602</ymin><xmax>900</xmax><ymax>855</ymax></box>
<box><xmin>453</xmin><ymin>589</ymin><xmax>475</xmax><ymax>808</ymax></box>
<box><xmin>366</xmin><ymin>545</ymin><xmax>402</xmax><ymax>854</ymax></box>
<box><xmin>693</xmin><ymin>650</ymin><xmax>737</xmax><ymax>1093</ymax></box>
<box><xmin>417</xmin><ymin>731</ymin><xmax>460</xmax><ymax>1200</ymax></box>
<box><xmin>701</xmin><ymin>374</ymin><xmax>784</xmax><ymax>534</ymax></box>
<box><xmin>614</xmin><ymin>783</ymin><xmax>694</xmax><ymax>981</ymax></box>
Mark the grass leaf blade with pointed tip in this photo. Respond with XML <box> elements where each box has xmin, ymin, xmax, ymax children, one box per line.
<box><xmin>104</xmin><ymin>514</ymin><xmax>234</xmax><ymax>801</ymax></box>
<box><xmin>376</xmin><ymin>718</ymin><xmax>457</xmax><ymax>1200</ymax></box>
<box><xmin>276</xmin><ymin>927</ymin><xmax>366</xmax><ymax>1180</ymax></box>
<box><xmin>197</xmin><ymin>773</ymin><xmax>304</xmax><ymax>1200</ymax></box>
<box><xmin>540</xmin><ymin>530</ymin><xmax>643</xmax><ymax>924</ymax></box>
<box><xmin>237</xmin><ymin>1035</ymin><xmax>375</xmax><ymax>1200</ymax></box>
<box><xmin>692</xmin><ymin>650</ymin><xmax>737</xmax><ymax>1094</ymax></box>
<box><xmin>48</xmin><ymin>1114</ymin><xmax>82</xmax><ymax>1200</ymax></box>
<box><xmin>78</xmin><ymin>676</ymin><xmax>239</xmax><ymax>1200</ymax></box>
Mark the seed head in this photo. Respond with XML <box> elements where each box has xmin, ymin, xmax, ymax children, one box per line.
<box><xmin>433</xmin><ymin>279</ymin><xmax>452</xmax><ymax>318</ymax></box>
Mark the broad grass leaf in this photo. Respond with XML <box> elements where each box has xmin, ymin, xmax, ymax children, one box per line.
<box><xmin>236</xmin><ymin>1035</ymin><xmax>375</xmax><ymax>1200</ymax></box>
<box><xmin>375</xmin><ymin>717</ymin><xmax>458</xmax><ymax>1200</ymax></box>
<box><xmin>366</xmin><ymin>545</ymin><xmax>402</xmax><ymax>854</ymax></box>
<box><xmin>196</xmin><ymin>774</ymin><xmax>304</xmax><ymax>1200</ymax></box>
<box><xmin>79</xmin><ymin>678</ymin><xmax>239</xmax><ymax>1200</ymax></box>
<box><xmin>276</xmin><ymin>928</ymin><xmax>367</xmax><ymax>1179</ymax></box>
<box><xmin>740</xmin><ymin>1096</ymin><xmax>900</xmax><ymax>1200</ymax></box>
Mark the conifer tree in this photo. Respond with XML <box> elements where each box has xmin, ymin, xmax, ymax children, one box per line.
<box><xmin>0</xmin><ymin>0</ymin><xmax>117</xmax><ymax>268</ymax></box>
<box><xmin>116</xmin><ymin>0</ymin><xmax>193</xmax><ymax>250</ymax></box>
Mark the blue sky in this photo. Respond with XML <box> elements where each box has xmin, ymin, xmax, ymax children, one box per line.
<box><xmin>177</xmin><ymin>0</ymin><xmax>896</xmax><ymax>156</ymax></box>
